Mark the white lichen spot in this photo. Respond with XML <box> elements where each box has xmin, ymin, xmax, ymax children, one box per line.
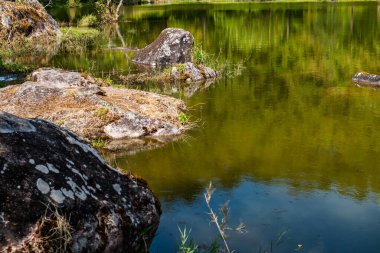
<box><xmin>122</xmin><ymin>198</ymin><xmax>126</xmax><ymax>202</ymax></box>
<box><xmin>29</xmin><ymin>159</ymin><xmax>35</xmax><ymax>165</ymax></box>
<box><xmin>66</xmin><ymin>177</ymin><xmax>87</xmax><ymax>201</ymax></box>
<box><xmin>71</xmin><ymin>168</ymin><xmax>88</xmax><ymax>185</ymax></box>
<box><xmin>95</xmin><ymin>184</ymin><xmax>101</xmax><ymax>190</ymax></box>
<box><xmin>36</xmin><ymin>178</ymin><xmax>50</xmax><ymax>194</ymax></box>
<box><xmin>61</xmin><ymin>187</ymin><xmax>75</xmax><ymax>200</ymax></box>
<box><xmin>81</xmin><ymin>185</ymin><xmax>90</xmax><ymax>195</ymax></box>
<box><xmin>113</xmin><ymin>184</ymin><xmax>122</xmax><ymax>195</ymax></box>
<box><xmin>47</xmin><ymin>163</ymin><xmax>59</xmax><ymax>173</ymax></box>
<box><xmin>65</xmin><ymin>158</ymin><xmax>74</xmax><ymax>165</ymax></box>
<box><xmin>17</xmin><ymin>185</ymin><xmax>20</xmax><ymax>189</ymax></box>
<box><xmin>75</xmin><ymin>190</ymin><xmax>87</xmax><ymax>201</ymax></box>
<box><xmin>88</xmin><ymin>186</ymin><xmax>96</xmax><ymax>193</ymax></box>
<box><xmin>50</xmin><ymin>189</ymin><xmax>66</xmax><ymax>204</ymax></box>
<box><xmin>35</xmin><ymin>164</ymin><xmax>49</xmax><ymax>174</ymax></box>
<box><xmin>1</xmin><ymin>163</ymin><xmax>8</xmax><ymax>174</ymax></box>
<box><xmin>0</xmin><ymin>212</ymin><xmax>9</xmax><ymax>226</ymax></box>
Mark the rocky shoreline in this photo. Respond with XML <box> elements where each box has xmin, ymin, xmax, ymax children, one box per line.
<box><xmin>0</xmin><ymin>68</ymin><xmax>188</xmax><ymax>146</ymax></box>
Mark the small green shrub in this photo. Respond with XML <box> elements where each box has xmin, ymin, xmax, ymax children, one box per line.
<box><xmin>91</xmin><ymin>138</ymin><xmax>107</xmax><ymax>149</ymax></box>
<box><xmin>163</xmin><ymin>66</ymin><xmax>173</xmax><ymax>74</ymax></box>
<box><xmin>60</xmin><ymin>27</ymin><xmax>102</xmax><ymax>52</ymax></box>
<box><xmin>178</xmin><ymin>64</ymin><xmax>186</xmax><ymax>72</ymax></box>
<box><xmin>178</xmin><ymin>112</ymin><xmax>189</xmax><ymax>125</ymax></box>
<box><xmin>78</xmin><ymin>15</ymin><xmax>98</xmax><ymax>27</ymax></box>
<box><xmin>96</xmin><ymin>106</ymin><xmax>109</xmax><ymax>118</ymax></box>
<box><xmin>0</xmin><ymin>59</ymin><xmax>32</xmax><ymax>74</ymax></box>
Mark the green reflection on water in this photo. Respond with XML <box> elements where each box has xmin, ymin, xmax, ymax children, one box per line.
<box><xmin>46</xmin><ymin>2</ymin><xmax>380</xmax><ymax>252</ymax></box>
<box><xmin>74</xmin><ymin>2</ymin><xmax>379</xmax><ymax>203</ymax></box>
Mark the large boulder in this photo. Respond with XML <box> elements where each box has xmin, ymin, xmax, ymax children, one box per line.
<box><xmin>0</xmin><ymin>0</ymin><xmax>61</xmax><ymax>40</ymax></box>
<box><xmin>133</xmin><ymin>28</ymin><xmax>194</xmax><ymax>67</ymax></box>
<box><xmin>352</xmin><ymin>72</ymin><xmax>380</xmax><ymax>88</ymax></box>
<box><xmin>0</xmin><ymin>68</ymin><xmax>187</xmax><ymax>144</ymax></box>
<box><xmin>0</xmin><ymin>111</ymin><xmax>161</xmax><ymax>252</ymax></box>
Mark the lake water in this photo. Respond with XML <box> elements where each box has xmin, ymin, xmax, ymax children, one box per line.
<box><xmin>48</xmin><ymin>2</ymin><xmax>380</xmax><ymax>252</ymax></box>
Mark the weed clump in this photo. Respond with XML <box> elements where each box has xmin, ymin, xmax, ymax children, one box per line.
<box><xmin>60</xmin><ymin>27</ymin><xmax>103</xmax><ymax>53</ymax></box>
<box><xmin>0</xmin><ymin>58</ymin><xmax>32</xmax><ymax>74</ymax></box>
<box><xmin>96</xmin><ymin>106</ymin><xmax>110</xmax><ymax>118</ymax></box>
<box><xmin>177</xmin><ymin>112</ymin><xmax>189</xmax><ymax>125</ymax></box>
<box><xmin>192</xmin><ymin>43</ymin><xmax>245</xmax><ymax>77</ymax></box>
<box><xmin>91</xmin><ymin>138</ymin><xmax>108</xmax><ymax>149</ymax></box>
<box><xmin>18</xmin><ymin>208</ymin><xmax>74</xmax><ymax>252</ymax></box>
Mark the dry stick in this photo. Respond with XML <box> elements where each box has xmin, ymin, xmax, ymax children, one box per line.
<box><xmin>204</xmin><ymin>182</ymin><xmax>232</xmax><ymax>253</ymax></box>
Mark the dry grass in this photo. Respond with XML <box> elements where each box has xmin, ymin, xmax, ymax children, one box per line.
<box><xmin>13</xmin><ymin>206</ymin><xmax>73</xmax><ymax>253</ymax></box>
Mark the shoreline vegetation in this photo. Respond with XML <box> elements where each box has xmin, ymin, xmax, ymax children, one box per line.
<box><xmin>134</xmin><ymin>0</ymin><xmax>379</xmax><ymax>7</ymax></box>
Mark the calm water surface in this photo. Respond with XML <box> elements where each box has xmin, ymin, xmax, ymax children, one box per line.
<box><xmin>49</xmin><ymin>3</ymin><xmax>380</xmax><ymax>252</ymax></box>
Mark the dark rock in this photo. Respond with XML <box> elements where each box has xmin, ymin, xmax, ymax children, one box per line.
<box><xmin>133</xmin><ymin>28</ymin><xmax>194</xmax><ymax>67</ymax></box>
<box><xmin>352</xmin><ymin>72</ymin><xmax>380</xmax><ymax>88</ymax></box>
<box><xmin>0</xmin><ymin>0</ymin><xmax>61</xmax><ymax>40</ymax></box>
<box><xmin>0</xmin><ymin>111</ymin><xmax>161</xmax><ymax>252</ymax></box>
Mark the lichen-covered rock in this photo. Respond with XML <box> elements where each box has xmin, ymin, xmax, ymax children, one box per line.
<box><xmin>0</xmin><ymin>0</ymin><xmax>61</xmax><ymax>40</ymax></box>
<box><xmin>133</xmin><ymin>28</ymin><xmax>194</xmax><ymax>67</ymax></box>
<box><xmin>0</xmin><ymin>111</ymin><xmax>161</xmax><ymax>252</ymax></box>
<box><xmin>352</xmin><ymin>72</ymin><xmax>380</xmax><ymax>88</ymax></box>
<box><xmin>0</xmin><ymin>68</ymin><xmax>187</xmax><ymax>144</ymax></box>
<box><xmin>170</xmin><ymin>62</ymin><xmax>217</xmax><ymax>82</ymax></box>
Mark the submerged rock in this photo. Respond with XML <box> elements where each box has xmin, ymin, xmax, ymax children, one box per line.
<box><xmin>133</xmin><ymin>28</ymin><xmax>194</xmax><ymax>66</ymax></box>
<box><xmin>352</xmin><ymin>72</ymin><xmax>380</xmax><ymax>88</ymax></box>
<box><xmin>0</xmin><ymin>111</ymin><xmax>161</xmax><ymax>252</ymax></box>
<box><xmin>0</xmin><ymin>0</ymin><xmax>61</xmax><ymax>40</ymax></box>
<box><xmin>0</xmin><ymin>68</ymin><xmax>187</xmax><ymax>144</ymax></box>
<box><xmin>170</xmin><ymin>62</ymin><xmax>217</xmax><ymax>82</ymax></box>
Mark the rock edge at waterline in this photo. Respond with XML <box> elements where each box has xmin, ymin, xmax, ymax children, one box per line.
<box><xmin>0</xmin><ymin>68</ymin><xmax>188</xmax><ymax>146</ymax></box>
<box><xmin>352</xmin><ymin>72</ymin><xmax>380</xmax><ymax>88</ymax></box>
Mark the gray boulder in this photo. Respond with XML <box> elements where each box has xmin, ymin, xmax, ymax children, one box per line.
<box><xmin>352</xmin><ymin>72</ymin><xmax>380</xmax><ymax>88</ymax></box>
<box><xmin>0</xmin><ymin>111</ymin><xmax>161</xmax><ymax>252</ymax></box>
<box><xmin>133</xmin><ymin>28</ymin><xmax>194</xmax><ymax>67</ymax></box>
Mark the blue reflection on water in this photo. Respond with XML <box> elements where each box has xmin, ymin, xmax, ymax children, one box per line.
<box><xmin>151</xmin><ymin>179</ymin><xmax>380</xmax><ymax>253</ymax></box>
